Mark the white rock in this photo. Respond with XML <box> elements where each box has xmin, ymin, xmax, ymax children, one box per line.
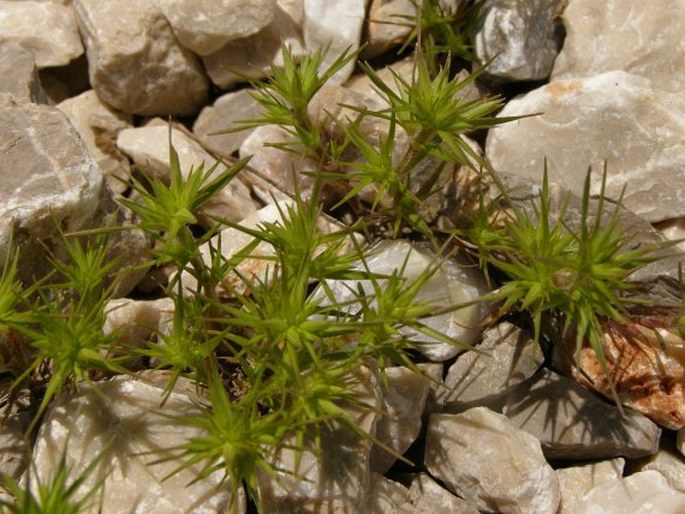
<box><xmin>0</xmin><ymin>42</ymin><xmax>47</xmax><ymax>103</ymax></box>
<box><xmin>576</xmin><ymin>470</ymin><xmax>685</xmax><ymax>514</ymax></box>
<box><xmin>302</xmin><ymin>0</ymin><xmax>366</xmax><ymax>84</ymax></box>
<box><xmin>0</xmin><ymin>1</ymin><xmax>83</xmax><ymax>68</ymax></box>
<box><xmin>103</xmin><ymin>297</ymin><xmax>174</xmax><ymax>357</ymax></box>
<box><xmin>408</xmin><ymin>473</ymin><xmax>480</xmax><ymax>514</ymax></box>
<box><xmin>370</xmin><ymin>366</ymin><xmax>430</xmax><ymax>473</ymax></box>
<box><xmin>57</xmin><ymin>90</ymin><xmax>133</xmax><ymax>194</ymax></box>
<box><xmin>637</xmin><ymin>448</ymin><xmax>685</xmax><ymax>494</ymax></box>
<box><xmin>657</xmin><ymin>218</ymin><xmax>685</xmax><ymax>254</ymax></box>
<box><xmin>679</xmin><ymin>428</ymin><xmax>685</xmax><ymax>457</ymax></box>
<box><xmin>555</xmin><ymin>459</ymin><xmax>625</xmax><ymax>514</ymax></box>
<box><xmin>442</xmin><ymin>322</ymin><xmax>544</xmax><ymax>411</ymax></box>
<box><xmin>486</xmin><ymin>71</ymin><xmax>685</xmax><ymax>223</ymax></box>
<box><xmin>73</xmin><ymin>0</ymin><xmax>208</xmax><ymax>116</ymax></box>
<box><xmin>116</xmin><ymin>122</ymin><xmax>257</xmax><ymax>224</ymax></box>
<box><xmin>425</xmin><ymin>408</ymin><xmax>560</xmax><ymax>514</ymax></box>
<box><xmin>0</xmin><ymin>94</ymin><xmax>104</xmax><ymax>281</ymax></box>
<box><xmin>0</xmin><ymin>407</ymin><xmax>28</xmax><ymax>482</ymax></box>
<box><xmin>277</xmin><ymin>0</ymin><xmax>303</xmax><ymax>24</ymax></box>
<box><xmin>193</xmin><ymin>89</ymin><xmax>263</xmax><ymax>157</ymax></box>
<box><xmin>552</xmin><ymin>0</ymin><xmax>685</xmax><ymax>94</ymax></box>
<box><xmin>366</xmin><ymin>473</ymin><xmax>413</xmax><ymax>513</ymax></box>
<box><xmin>239</xmin><ymin>124</ymin><xmax>318</xmax><ymax>197</ymax></box>
<box><xmin>202</xmin><ymin>5</ymin><xmax>305</xmax><ymax>89</ymax></box>
<box><xmin>316</xmin><ymin>240</ymin><xmax>489</xmax><ymax>361</ymax></box>
<box><xmin>160</xmin><ymin>0</ymin><xmax>276</xmax><ymax>55</ymax></box>
<box><xmin>32</xmin><ymin>376</ymin><xmax>244</xmax><ymax>513</ymax></box>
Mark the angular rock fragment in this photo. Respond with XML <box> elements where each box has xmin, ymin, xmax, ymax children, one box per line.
<box><xmin>504</xmin><ymin>368</ymin><xmax>661</xmax><ymax>459</ymax></box>
<box><xmin>202</xmin><ymin>5</ymin><xmax>304</xmax><ymax>89</ymax></box>
<box><xmin>0</xmin><ymin>1</ymin><xmax>83</xmax><ymax>68</ymax></box>
<box><xmin>0</xmin><ymin>405</ymin><xmax>29</xmax><ymax>482</ymax></box>
<box><xmin>657</xmin><ymin>218</ymin><xmax>685</xmax><ymax>253</ymax></box>
<box><xmin>475</xmin><ymin>0</ymin><xmax>566</xmax><ymax>82</ymax></box>
<box><xmin>160</xmin><ymin>0</ymin><xmax>276</xmax><ymax>55</ymax></box>
<box><xmin>552</xmin><ymin>0</ymin><xmax>685</xmax><ymax>94</ymax></box>
<box><xmin>370</xmin><ymin>366</ymin><xmax>430</xmax><ymax>473</ymax></box>
<box><xmin>239</xmin><ymin>124</ymin><xmax>318</xmax><ymax>198</ymax></box>
<box><xmin>73</xmin><ymin>0</ymin><xmax>208</xmax><ymax>116</ymax></box>
<box><xmin>366</xmin><ymin>473</ymin><xmax>413</xmax><ymax>513</ymax></box>
<box><xmin>302</xmin><ymin>0</ymin><xmax>365</xmax><ymax>84</ymax></box>
<box><xmin>0</xmin><ymin>94</ymin><xmax>105</xmax><ymax>283</ymax></box>
<box><xmin>486</xmin><ymin>71</ymin><xmax>685</xmax><ymax>223</ymax></box>
<box><xmin>636</xmin><ymin>447</ymin><xmax>685</xmax><ymax>494</ymax></box>
<box><xmin>556</xmin><ymin>459</ymin><xmax>625</xmax><ymax>514</ymax></box>
<box><xmin>316</xmin><ymin>239</ymin><xmax>490</xmax><ymax>361</ymax></box>
<box><xmin>116</xmin><ymin>122</ymin><xmax>257</xmax><ymax>225</ymax></box>
<box><xmin>572</xmin><ymin>318</ymin><xmax>685</xmax><ymax>430</ymax></box>
<box><xmin>103</xmin><ymin>297</ymin><xmax>174</xmax><ymax>366</ymax></box>
<box><xmin>407</xmin><ymin>473</ymin><xmax>479</xmax><ymax>514</ymax></box>
<box><xmin>442</xmin><ymin>322</ymin><xmax>544</xmax><ymax>412</ymax></box>
<box><xmin>0</xmin><ymin>42</ymin><xmax>47</xmax><ymax>103</ymax></box>
<box><xmin>32</xmin><ymin>376</ymin><xmax>244</xmax><ymax>513</ymax></box>
<box><xmin>57</xmin><ymin>90</ymin><xmax>133</xmax><ymax>194</ymax></box>
<box><xmin>193</xmin><ymin>89</ymin><xmax>263</xmax><ymax>157</ymax></box>
<box><xmin>425</xmin><ymin>408</ymin><xmax>560</xmax><ymax>514</ymax></box>
<box><xmin>574</xmin><ymin>470</ymin><xmax>685</xmax><ymax>513</ymax></box>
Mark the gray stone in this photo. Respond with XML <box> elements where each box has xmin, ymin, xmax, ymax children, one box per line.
<box><xmin>302</xmin><ymin>0</ymin><xmax>366</xmax><ymax>84</ymax></box>
<box><xmin>202</xmin><ymin>5</ymin><xmax>304</xmax><ymax>89</ymax></box>
<box><xmin>407</xmin><ymin>473</ymin><xmax>479</xmax><ymax>514</ymax></box>
<box><xmin>366</xmin><ymin>473</ymin><xmax>413</xmax><ymax>513</ymax></box>
<box><xmin>370</xmin><ymin>366</ymin><xmax>430</xmax><ymax>473</ymax></box>
<box><xmin>116</xmin><ymin>122</ymin><xmax>258</xmax><ymax>225</ymax></box>
<box><xmin>475</xmin><ymin>0</ymin><xmax>566</xmax><ymax>82</ymax></box>
<box><xmin>193</xmin><ymin>89</ymin><xmax>263</xmax><ymax>157</ymax></box>
<box><xmin>486</xmin><ymin>71</ymin><xmax>685</xmax><ymax>223</ymax></box>
<box><xmin>657</xmin><ymin>218</ymin><xmax>685</xmax><ymax>254</ymax></box>
<box><xmin>442</xmin><ymin>322</ymin><xmax>544</xmax><ymax>411</ymax></box>
<box><xmin>239</xmin><ymin>124</ymin><xmax>318</xmax><ymax>198</ymax></box>
<box><xmin>0</xmin><ymin>405</ymin><xmax>29</xmax><ymax>482</ymax></box>
<box><xmin>31</xmin><ymin>376</ymin><xmax>244</xmax><ymax>513</ymax></box>
<box><xmin>0</xmin><ymin>1</ymin><xmax>83</xmax><ymax>68</ymax></box>
<box><xmin>316</xmin><ymin>239</ymin><xmax>490</xmax><ymax>362</ymax></box>
<box><xmin>256</xmin><ymin>367</ymin><xmax>380</xmax><ymax>513</ymax></box>
<box><xmin>556</xmin><ymin>459</ymin><xmax>625</xmax><ymax>514</ymax></box>
<box><xmin>103</xmin><ymin>297</ymin><xmax>174</xmax><ymax>367</ymax></box>
<box><xmin>575</xmin><ymin>470</ymin><xmax>685</xmax><ymax>514</ymax></box>
<box><xmin>0</xmin><ymin>42</ymin><xmax>47</xmax><ymax>103</ymax></box>
<box><xmin>73</xmin><ymin>0</ymin><xmax>208</xmax><ymax>116</ymax></box>
<box><xmin>637</xmin><ymin>448</ymin><xmax>685</xmax><ymax>494</ymax></box>
<box><xmin>160</xmin><ymin>0</ymin><xmax>276</xmax><ymax>55</ymax></box>
<box><xmin>552</xmin><ymin>0</ymin><xmax>685</xmax><ymax>94</ymax></box>
<box><xmin>425</xmin><ymin>408</ymin><xmax>560</xmax><ymax>514</ymax></box>
<box><xmin>504</xmin><ymin>368</ymin><xmax>662</xmax><ymax>459</ymax></box>
<box><xmin>0</xmin><ymin>94</ymin><xmax>105</xmax><ymax>283</ymax></box>
<box><xmin>57</xmin><ymin>90</ymin><xmax>133</xmax><ymax>195</ymax></box>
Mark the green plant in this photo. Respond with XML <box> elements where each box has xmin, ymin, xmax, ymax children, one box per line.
<box><xmin>399</xmin><ymin>0</ymin><xmax>487</xmax><ymax>73</ymax></box>
<box><xmin>464</xmin><ymin>168</ymin><xmax>660</xmax><ymax>372</ymax></box>
<box><xmin>0</xmin><ymin>450</ymin><xmax>105</xmax><ymax>514</ymax></box>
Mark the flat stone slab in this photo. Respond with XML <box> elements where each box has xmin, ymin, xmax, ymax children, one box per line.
<box><xmin>486</xmin><ymin>71</ymin><xmax>685</xmax><ymax>223</ymax></box>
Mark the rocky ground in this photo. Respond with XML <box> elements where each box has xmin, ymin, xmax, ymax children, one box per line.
<box><xmin>1</xmin><ymin>0</ymin><xmax>685</xmax><ymax>513</ymax></box>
